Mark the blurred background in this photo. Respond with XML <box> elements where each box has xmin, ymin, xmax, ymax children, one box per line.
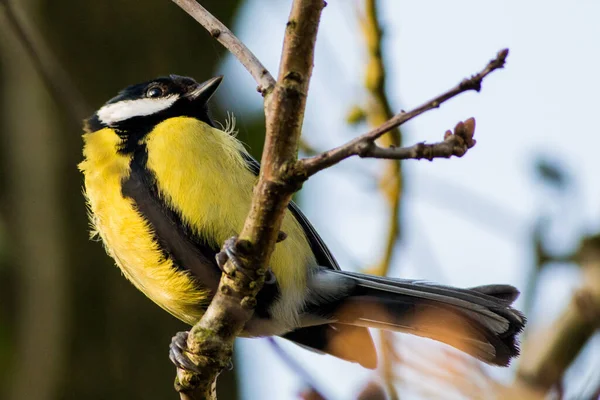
<box><xmin>1</xmin><ymin>0</ymin><xmax>599</xmax><ymax>399</ymax></box>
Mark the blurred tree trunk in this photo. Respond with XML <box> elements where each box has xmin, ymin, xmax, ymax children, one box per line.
<box><xmin>0</xmin><ymin>0</ymin><xmax>243</xmax><ymax>399</ymax></box>
<box><xmin>1</xmin><ymin>2</ymin><xmax>67</xmax><ymax>400</ymax></box>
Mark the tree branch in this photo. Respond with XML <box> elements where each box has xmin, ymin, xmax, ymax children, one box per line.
<box><xmin>171</xmin><ymin>0</ymin><xmax>276</xmax><ymax>96</ymax></box>
<box><xmin>362</xmin><ymin>118</ymin><xmax>476</xmax><ymax>160</ymax></box>
<box><xmin>237</xmin><ymin>0</ymin><xmax>323</xmax><ymax>252</ymax></box>
<box><xmin>297</xmin><ymin>49</ymin><xmax>508</xmax><ymax>177</ymax></box>
<box><xmin>172</xmin><ymin>2</ymin><xmax>507</xmax><ymax>397</ymax></box>
<box><xmin>174</xmin><ymin>1</ymin><xmax>325</xmax><ymax>398</ymax></box>
<box><xmin>516</xmin><ymin>235</ymin><xmax>600</xmax><ymax>394</ymax></box>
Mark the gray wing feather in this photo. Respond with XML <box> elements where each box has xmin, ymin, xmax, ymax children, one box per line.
<box><xmin>240</xmin><ymin>151</ymin><xmax>340</xmax><ymax>270</ymax></box>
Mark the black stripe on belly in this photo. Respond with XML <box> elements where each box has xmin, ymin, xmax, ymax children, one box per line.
<box><xmin>121</xmin><ymin>147</ymin><xmax>222</xmax><ymax>294</ymax></box>
<box><xmin>121</xmin><ymin>146</ymin><xmax>279</xmax><ymax>318</ymax></box>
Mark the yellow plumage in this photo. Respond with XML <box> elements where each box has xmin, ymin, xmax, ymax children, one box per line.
<box><xmin>80</xmin><ymin>75</ymin><xmax>525</xmax><ymax>369</ymax></box>
<box><xmin>79</xmin><ymin>117</ymin><xmax>315</xmax><ymax>328</ymax></box>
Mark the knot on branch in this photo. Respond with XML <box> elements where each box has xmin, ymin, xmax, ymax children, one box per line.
<box><xmin>460</xmin><ymin>48</ymin><xmax>508</xmax><ymax>92</ymax></box>
<box><xmin>286</xmin><ymin>19</ymin><xmax>297</xmax><ymax>30</ymax></box>
<box><xmin>256</xmin><ymin>69</ymin><xmax>274</xmax><ymax>97</ymax></box>
<box><xmin>459</xmin><ymin>78</ymin><xmax>482</xmax><ymax>92</ymax></box>
<box><xmin>278</xmin><ymin>72</ymin><xmax>307</xmax><ymax>100</ymax></box>
<box><xmin>284</xmin><ymin>71</ymin><xmax>303</xmax><ymax>84</ymax></box>
<box><xmin>281</xmin><ymin>161</ymin><xmax>308</xmax><ymax>191</ymax></box>
<box><xmin>241</xmin><ymin>295</ymin><xmax>257</xmax><ymax>309</ymax></box>
<box><xmin>356</xmin><ymin>140</ymin><xmax>376</xmax><ymax>157</ymax></box>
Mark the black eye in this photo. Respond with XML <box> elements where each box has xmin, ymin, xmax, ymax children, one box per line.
<box><xmin>146</xmin><ymin>86</ymin><xmax>164</xmax><ymax>98</ymax></box>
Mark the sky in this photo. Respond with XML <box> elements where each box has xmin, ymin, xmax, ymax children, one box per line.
<box><xmin>214</xmin><ymin>1</ymin><xmax>600</xmax><ymax>398</ymax></box>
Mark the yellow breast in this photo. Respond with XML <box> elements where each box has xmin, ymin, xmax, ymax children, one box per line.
<box><xmin>79</xmin><ymin>127</ymin><xmax>208</xmax><ymax>324</ymax></box>
<box><xmin>79</xmin><ymin>117</ymin><xmax>316</xmax><ymax>328</ymax></box>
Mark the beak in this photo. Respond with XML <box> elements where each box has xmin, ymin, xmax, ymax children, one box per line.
<box><xmin>186</xmin><ymin>75</ymin><xmax>223</xmax><ymax>103</ymax></box>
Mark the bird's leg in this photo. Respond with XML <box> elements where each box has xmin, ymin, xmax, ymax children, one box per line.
<box><xmin>215</xmin><ymin>236</ymin><xmax>278</xmax><ymax>284</ymax></box>
<box><xmin>169</xmin><ymin>331</ymin><xmax>234</xmax><ymax>373</ymax></box>
<box><xmin>169</xmin><ymin>331</ymin><xmax>200</xmax><ymax>373</ymax></box>
<box><xmin>171</xmin><ymin>233</ymin><xmax>285</xmax><ymax>372</ymax></box>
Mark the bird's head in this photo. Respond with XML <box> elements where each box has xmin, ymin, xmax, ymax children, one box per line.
<box><xmin>84</xmin><ymin>75</ymin><xmax>223</xmax><ymax>135</ymax></box>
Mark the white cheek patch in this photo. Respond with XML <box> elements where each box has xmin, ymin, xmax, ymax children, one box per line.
<box><xmin>97</xmin><ymin>95</ymin><xmax>179</xmax><ymax>125</ymax></box>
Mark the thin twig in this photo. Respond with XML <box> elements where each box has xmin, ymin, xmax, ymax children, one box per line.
<box><xmin>0</xmin><ymin>0</ymin><xmax>90</xmax><ymax>123</ymax></box>
<box><xmin>298</xmin><ymin>49</ymin><xmax>508</xmax><ymax>176</ymax></box>
<box><xmin>363</xmin><ymin>118</ymin><xmax>476</xmax><ymax>160</ymax></box>
<box><xmin>172</xmin><ymin>0</ymin><xmax>276</xmax><ymax>96</ymax></box>
<box><xmin>171</xmin><ymin>3</ymin><xmax>508</xmax><ymax>398</ymax></box>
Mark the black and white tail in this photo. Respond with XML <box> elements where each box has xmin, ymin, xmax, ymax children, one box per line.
<box><xmin>305</xmin><ymin>270</ymin><xmax>526</xmax><ymax>367</ymax></box>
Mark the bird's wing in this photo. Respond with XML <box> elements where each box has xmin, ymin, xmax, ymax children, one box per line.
<box><xmin>240</xmin><ymin>153</ymin><xmax>378</xmax><ymax>368</ymax></box>
<box><xmin>240</xmin><ymin>152</ymin><xmax>340</xmax><ymax>271</ymax></box>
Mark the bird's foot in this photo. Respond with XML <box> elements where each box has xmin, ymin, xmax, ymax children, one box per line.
<box><xmin>169</xmin><ymin>331</ymin><xmax>234</xmax><ymax>373</ymax></box>
<box><xmin>169</xmin><ymin>331</ymin><xmax>200</xmax><ymax>373</ymax></box>
<box><xmin>215</xmin><ymin>236</ymin><xmax>276</xmax><ymax>284</ymax></box>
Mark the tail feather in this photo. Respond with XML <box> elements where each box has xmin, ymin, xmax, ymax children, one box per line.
<box><xmin>318</xmin><ymin>270</ymin><xmax>526</xmax><ymax>366</ymax></box>
<box><xmin>470</xmin><ymin>284</ymin><xmax>521</xmax><ymax>303</ymax></box>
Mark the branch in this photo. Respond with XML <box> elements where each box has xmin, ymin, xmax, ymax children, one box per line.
<box><xmin>297</xmin><ymin>48</ymin><xmax>508</xmax><ymax>176</ymax></box>
<box><xmin>172</xmin><ymin>3</ymin><xmax>507</xmax><ymax>398</ymax></box>
<box><xmin>237</xmin><ymin>0</ymin><xmax>323</xmax><ymax>251</ymax></box>
<box><xmin>516</xmin><ymin>235</ymin><xmax>600</xmax><ymax>394</ymax></box>
<box><xmin>362</xmin><ymin>118</ymin><xmax>476</xmax><ymax>160</ymax></box>
<box><xmin>172</xmin><ymin>0</ymin><xmax>276</xmax><ymax>96</ymax></box>
<box><xmin>175</xmin><ymin>1</ymin><xmax>325</xmax><ymax>398</ymax></box>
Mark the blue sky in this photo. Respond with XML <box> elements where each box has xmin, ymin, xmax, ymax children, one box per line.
<box><xmin>215</xmin><ymin>1</ymin><xmax>600</xmax><ymax>398</ymax></box>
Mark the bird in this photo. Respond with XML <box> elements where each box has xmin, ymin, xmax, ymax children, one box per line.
<box><xmin>79</xmin><ymin>74</ymin><xmax>525</xmax><ymax>371</ymax></box>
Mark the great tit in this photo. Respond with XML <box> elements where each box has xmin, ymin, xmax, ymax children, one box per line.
<box><xmin>79</xmin><ymin>74</ymin><xmax>525</xmax><ymax>370</ymax></box>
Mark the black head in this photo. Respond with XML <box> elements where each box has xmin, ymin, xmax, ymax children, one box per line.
<box><xmin>84</xmin><ymin>75</ymin><xmax>223</xmax><ymax>137</ymax></box>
